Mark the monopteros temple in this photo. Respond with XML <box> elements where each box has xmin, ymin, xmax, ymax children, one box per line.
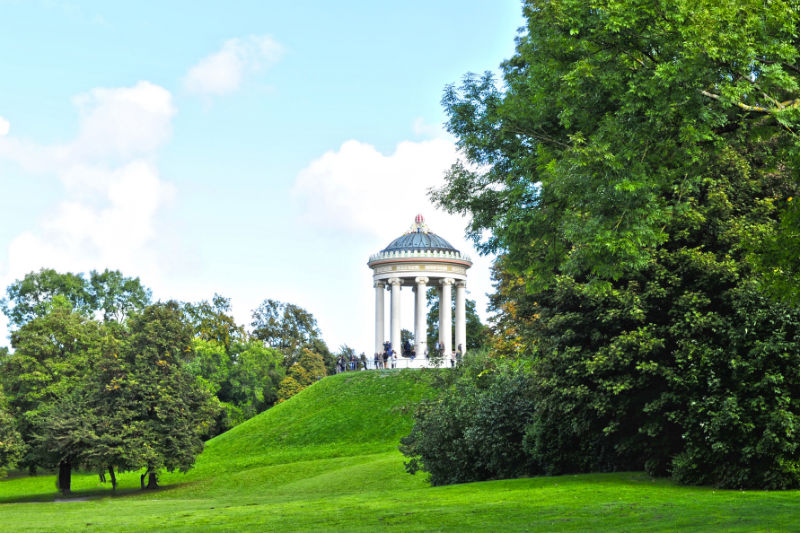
<box><xmin>367</xmin><ymin>215</ymin><xmax>472</xmax><ymax>368</ymax></box>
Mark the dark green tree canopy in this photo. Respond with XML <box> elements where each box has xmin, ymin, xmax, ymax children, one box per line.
<box><xmin>417</xmin><ymin>0</ymin><xmax>800</xmax><ymax>490</ymax></box>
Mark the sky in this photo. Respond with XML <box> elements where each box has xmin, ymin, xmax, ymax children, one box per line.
<box><xmin>0</xmin><ymin>1</ymin><xmax>524</xmax><ymax>353</ymax></box>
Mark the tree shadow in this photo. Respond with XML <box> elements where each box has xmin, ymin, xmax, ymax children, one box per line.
<box><xmin>0</xmin><ymin>479</ymin><xmax>194</xmax><ymax>505</ymax></box>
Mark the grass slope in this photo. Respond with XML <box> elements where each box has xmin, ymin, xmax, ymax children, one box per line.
<box><xmin>0</xmin><ymin>369</ymin><xmax>799</xmax><ymax>532</ymax></box>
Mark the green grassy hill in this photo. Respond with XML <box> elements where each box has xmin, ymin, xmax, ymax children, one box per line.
<box><xmin>2</xmin><ymin>369</ymin><xmax>800</xmax><ymax>532</ymax></box>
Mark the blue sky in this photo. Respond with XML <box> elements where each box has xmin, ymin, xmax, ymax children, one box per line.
<box><xmin>0</xmin><ymin>1</ymin><xmax>524</xmax><ymax>352</ymax></box>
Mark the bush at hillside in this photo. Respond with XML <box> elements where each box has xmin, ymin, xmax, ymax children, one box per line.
<box><xmin>400</xmin><ymin>352</ymin><xmax>538</xmax><ymax>485</ymax></box>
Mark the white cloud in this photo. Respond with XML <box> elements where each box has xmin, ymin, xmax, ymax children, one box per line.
<box><xmin>0</xmin><ymin>81</ymin><xmax>175</xmax><ymax>173</ymax></box>
<box><xmin>6</xmin><ymin>162</ymin><xmax>174</xmax><ymax>281</ymax></box>
<box><xmin>0</xmin><ymin>116</ymin><xmax>9</xmax><ymax>136</ymax></box>
<box><xmin>0</xmin><ymin>81</ymin><xmax>178</xmax><ymax>322</ymax></box>
<box><xmin>293</xmin><ymin>138</ymin><xmax>462</xmax><ymax>237</ymax></box>
<box><xmin>292</xmin><ymin>137</ymin><xmax>496</xmax><ymax>353</ymax></box>
<box><xmin>184</xmin><ymin>35</ymin><xmax>283</xmax><ymax>95</ymax></box>
<box><xmin>71</xmin><ymin>82</ymin><xmax>175</xmax><ymax>161</ymax></box>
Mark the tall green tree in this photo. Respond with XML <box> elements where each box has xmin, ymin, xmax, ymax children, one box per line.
<box><xmin>429</xmin><ymin>0</ymin><xmax>800</xmax><ymax>489</ymax></box>
<box><xmin>124</xmin><ymin>302</ymin><xmax>218</xmax><ymax>489</ymax></box>
<box><xmin>3</xmin><ymin>300</ymin><xmax>102</xmax><ymax>493</ymax></box>
<box><xmin>435</xmin><ymin>0</ymin><xmax>800</xmax><ymax>290</ymax></box>
<box><xmin>183</xmin><ymin>294</ymin><xmax>244</xmax><ymax>353</ymax></box>
<box><xmin>88</xmin><ymin>269</ymin><xmax>152</xmax><ymax>323</ymax></box>
<box><xmin>250</xmin><ymin>299</ymin><xmax>330</xmax><ymax>368</ymax></box>
<box><xmin>1</xmin><ymin>269</ymin><xmax>92</xmax><ymax>328</ymax></box>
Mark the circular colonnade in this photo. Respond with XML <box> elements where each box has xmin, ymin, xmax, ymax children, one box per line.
<box><xmin>367</xmin><ymin>215</ymin><xmax>472</xmax><ymax>368</ymax></box>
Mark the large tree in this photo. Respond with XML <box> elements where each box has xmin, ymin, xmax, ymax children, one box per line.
<box><xmin>250</xmin><ymin>299</ymin><xmax>330</xmax><ymax>368</ymax></box>
<box><xmin>430</xmin><ymin>0</ymin><xmax>800</xmax><ymax>489</ymax></box>
<box><xmin>2</xmin><ymin>300</ymin><xmax>103</xmax><ymax>493</ymax></box>
<box><xmin>435</xmin><ymin>0</ymin><xmax>800</xmax><ymax>290</ymax></box>
<box><xmin>1</xmin><ymin>268</ymin><xmax>151</xmax><ymax>328</ymax></box>
<box><xmin>1</xmin><ymin>300</ymin><xmax>217</xmax><ymax>493</ymax></box>
<box><xmin>123</xmin><ymin>302</ymin><xmax>218</xmax><ymax>489</ymax></box>
<box><xmin>183</xmin><ymin>294</ymin><xmax>244</xmax><ymax>354</ymax></box>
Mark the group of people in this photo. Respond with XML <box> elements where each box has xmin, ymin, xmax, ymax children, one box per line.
<box><xmin>374</xmin><ymin>341</ymin><xmax>398</xmax><ymax>369</ymax></box>
<box><xmin>335</xmin><ymin>352</ymin><xmax>368</xmax><ymax>373</ymax></box>
<box><xmin>334</xmin><ymin>342</ymin><xmax>465</xmax><ymax>373</ymax></box>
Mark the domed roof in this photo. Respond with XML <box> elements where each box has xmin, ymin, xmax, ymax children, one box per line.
<box><xmin>381</xmin><ymin>214</ymin><xmax>460</xmax><ymax>254</ymax></box>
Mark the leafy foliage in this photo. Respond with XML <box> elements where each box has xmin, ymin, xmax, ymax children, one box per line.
<box><xmin>0</xmin><ymin>386</ymin><xmax>23</xmax><ymax>475</ymax></box>
<box><xmin>187</xmin><ymin>338</ymin><xmax>285</xmax><ymax>431</ymax></box>
<box><xmin>250</xmin><ymin>299</ymin><xmax>331</xmax><ymax>368</ymax></box>
<box><xmin>1</xmin><ymin>268</ymin><xmax>151</xmax><ymax>328</ymax></box>
<box><xmin>183</xmin><ymin>294</ymin><xmax>244</xmax><ymax>353</ymax></box>
<box><xmin>277</xmin><ymin>349</ymin><xmax>327</xmax><ymax>402</ymax></box>
<box><xmin>423</xmin><ymin>0</ymin><xmax>800</xmax><ymax>489</ymax></box>
<box><xmin>123</xmin><ymin>302</ymin><xmax>218</xmax><ymax>486</ymax></box>
<box><xmin>0</xmin><ymin>300</ymin><xmax>217</xmax><ymax>491</ymax></box>
<box><xmin>400</xmin><ymin>351</ymin><xmax>538</xmax><ymax>485</ymax></box>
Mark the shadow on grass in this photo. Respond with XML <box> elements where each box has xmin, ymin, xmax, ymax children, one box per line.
<box><xmin>0</xmin><ymin>480</ymin><xmax>195</xmax><ymax>505</ymax></box>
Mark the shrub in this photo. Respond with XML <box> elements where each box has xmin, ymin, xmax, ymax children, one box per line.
<box><xmin>400</xmin><ymin>352</ymin><xmax>538</xmax><ymax>485</ymax></box>
<box><xmin>670</xmin><ymin>287</ymin><xmax>800</xmax><ymax>489</ymax></box>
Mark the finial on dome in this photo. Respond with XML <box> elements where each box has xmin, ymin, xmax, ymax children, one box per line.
<box><xmin>409</xmin><ymin>214</ymin><xmax>429</xmax><ymax>234</ymax></box>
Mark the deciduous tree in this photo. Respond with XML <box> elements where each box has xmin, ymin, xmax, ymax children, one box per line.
<box><xmin>250</xmin><ymin>299</ymin><xmax>330</xmax><ymax>367</ymax></box>
<box><xmin>3</xmin><ymin>300</ymin><xmax>102</xmax><ymax>493</ymax></box>
<box><xmin>428</xmin><ymin>0</ymin><xmax>800</xmax><ymax>489</ymax></box>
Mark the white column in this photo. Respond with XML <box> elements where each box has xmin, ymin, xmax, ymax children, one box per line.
<box><xmin>440</xmin><ymin>278</ymin><xmax>454</xmax><ymax>358</ymax></box>
<box><xmin>437</xmin><ymin>286</ymin><xmax>444</xmax><ymax>349</ymax></box>
<box><xmin>374</xmin><ymin>281</ymin><xmax>385</xmax><ymax>355</ymax></box>
<box><xmin>455</xmin><ymin>281</ymin><xmax>466</xmax><ymax>356</ymax></box>
<box><xmin>414</xmin><ymin>276</ymin><xmax>429</xmax><ymax>357</ymax></box>
<box><xmin>388</xmin><ymin>277</ymin><xmax>402</xmax><ymax>357</ymax></box>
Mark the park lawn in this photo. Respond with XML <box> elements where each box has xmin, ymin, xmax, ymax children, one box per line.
<box><xmin>1</xmin><ymin>370</ymin><xmax>799</xmax><ymax>532</ymax></box>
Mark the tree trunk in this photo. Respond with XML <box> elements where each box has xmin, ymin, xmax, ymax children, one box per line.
<box><xmin>147</xmin><ymin>472</ymin><xmax>158</xmax><ymax>489</ymax></box>
<box><xmin>108</xmin><ymin>465</ymin><xmax>117</xmax><ymax>491</ymax></box>
<box><xmin>140</xmin><ymin>472</ymin><xmax>146</xmax><ymax>490</ymax></box>
<box><xmin>57</xmin><ymin>460</ymin><xmax>71</xmax><ymax>495</ymax></box>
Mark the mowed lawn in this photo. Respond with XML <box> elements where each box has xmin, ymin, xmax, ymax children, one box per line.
<box><xmin>1</xmin><ymin>370</ymin><xmax>799</xmax><ymax>532</ymax></box>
